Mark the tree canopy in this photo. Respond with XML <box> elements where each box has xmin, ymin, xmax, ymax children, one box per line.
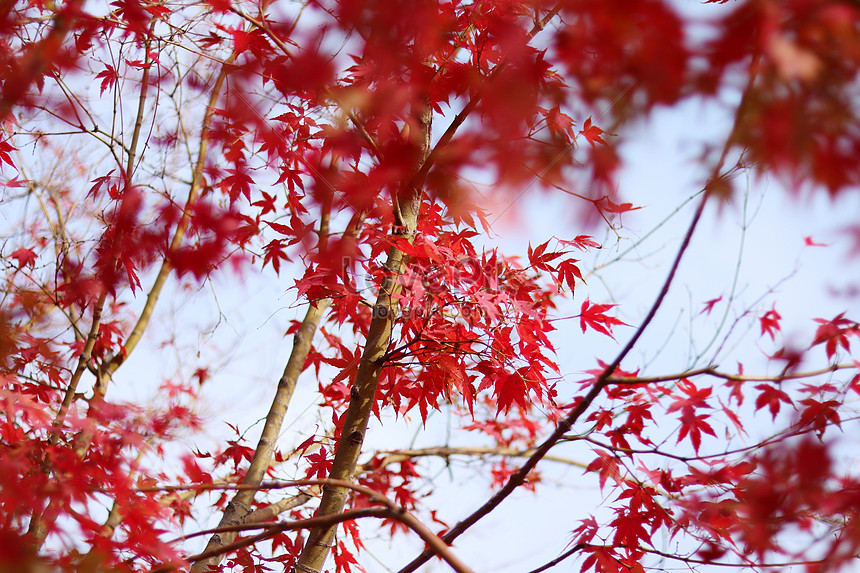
<box><xmin>1</xmin><ymin>1</ymin><xmax>860</xmax><ymax>572</ymax></box>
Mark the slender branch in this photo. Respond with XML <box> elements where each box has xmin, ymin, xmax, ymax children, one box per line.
<box><xmin>524</xmin><ymin>543</ymin><xmax>585</xmax><ymax>573</ymax></box>
<box><xmin>605</xmin><ymin>362</ymin><xmax>858</xmax><ymax>386</ymax></box>
<box><xmin>362</xmin><ymin>446</ymin><xmax>587</xmax><ymax>472</ymax></box>
<box><xmin>154</xmin><ymin>479</ymin><xmax>474</xmax><ymax>573</ymax></box>
<box><xmin>102</xmin><ymin>52</ymin><xmax>236</xmax><ymax>377</ymax></box>
<box><xmin>124</xmin><ymin>21</ymin><xmax>155</xmax><ymax>182</ymax></box>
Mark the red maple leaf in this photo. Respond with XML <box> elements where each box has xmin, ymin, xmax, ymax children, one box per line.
<box><xmin>252</xmin><ymin>191</ymin><xmax>277</xmax><ymax>215</ymax></box>
<box><xmin>754</xmin><ymin>384</ymin><xmax>793</xmax><ymax>420</ymax></box>
<box><xmin>700</xmin><ymin>295</ymin><xmax>722</xmax><ymax>316</ymax></box>
<box><xmin>676</xmin><ymin>408</ymin><xmax>716</xmax><ymax>452</ymax></box>
<box><xmin>580</xmin><ymin>117</ymin><xmax>608</xmax><ymax>147</ymax></box>
<box><xmin>803</xmin><ymin>236</ymin><xmax>828</xmax><ymax>247</ymax></box>
<box><xmin>667</xmin><ymin>379</ymin><xmax>712</xmax><ymax>413</ymax></box>
<box><xmin>10</xmin><ymin>247</ymin><xmax>36</xmax><ymax>268</ymax></box>
<box><xmin>559</xmin><ymin>234</ymin><xmax>601</xmax><ymax>251</ymax></box>
<box><xmin>541</xmin><ymin>105</ymin><xmax>575</xmax><ymax>139</ymax></box>
<box><xmin>760</xmin><ymin>305</ymin><xmax>781</xmax><ymax>341</ymax></box>
<box><xmin>95</xmin><ymin>64</ymin><xmax>118</xmax><ymax>96</ymax></box>
<box><xmin>798</xmin><ymin>398</ymin><xmax>842</xmax><ymax>437</ymax></box>
<box><xmin>263</xmin><ymin>239</ymin><xmax>290</xmax><ymax>274</ymax></box>
<box><xmin>596</xmin><ymin>195</ymin><xmax>641</xmax><ymax>214</ymax></box>
<box><xmin>812</xmin><ymin>313</ymin><xmax>859</xmax><ymax>360</ymax></box>
<box><xmin>579</xmin><ymin>299</ymin><xmax>627</xmax><ymax>339</ymax></box>
<box><xmin>586</xmin><ymin>450</ymin><xmax>622</xmax><ymax>490</ymax></box>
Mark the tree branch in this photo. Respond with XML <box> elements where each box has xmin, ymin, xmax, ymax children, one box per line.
<box><xmin>362</xmin><ymin>446</ymin><xmax>587</xmax><ymax>472</ymax></box>
<box><xmin>158</xmin><ymin>479</ymin><xmax>474</xmax><ymax>573</ymax></box>
<box><xmin>605</xmin><ymin>362</ymin><xmax>859</xmax><ymax>385</ymax></box>
<box><xmin>102</xmin><ymin>52</ymin><xmax>236</xmax><ymax>377</ymax></box>
<box><xmin>524</xmin><ymin>543</ymin><xmax>585</xmax><ymax>573</ymax></box>
<box><xmin>188</xmin><ymin>293</ymin><xmax>331</xmax><ymax>572</ymax></box>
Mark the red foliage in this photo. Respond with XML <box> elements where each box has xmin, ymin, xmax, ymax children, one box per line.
<box><xmin>0</xmin><ymin>1</ymin><xmax>858</xmax><ymax>573</ymax></box>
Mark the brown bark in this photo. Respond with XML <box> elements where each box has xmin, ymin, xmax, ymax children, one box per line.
<box><xmin>189</xmin><ymin>297</ymin><xmax>331</xmax><ymax>573</ymax></box>
<box><xmin>188</xmin><ymin>189</ymin><xmax>358</xmax><ymax>571</ymax></box>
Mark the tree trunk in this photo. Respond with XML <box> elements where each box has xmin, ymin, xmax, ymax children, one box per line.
<box><xmin>294</xmin><ymin>102</ymin><xmax>432</xmax><ymax>573</ymax></box>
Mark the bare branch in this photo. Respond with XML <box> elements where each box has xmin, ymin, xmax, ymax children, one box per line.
<box><xmin>102</xmin><ymin>52</ymin><xmax>236</xmax><ymax>377</ymax></box>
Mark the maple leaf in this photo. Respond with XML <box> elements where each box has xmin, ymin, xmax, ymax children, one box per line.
<box><xmin>596</xmin><ymin>195</ymin><xmax>641</xmax><ymax>214</ymax></box>
<box><xmin>666</xmin><ymin>379</ymin><xmax>712</xmax><ymax>413</ymax></box>
<box><xmin>193</xmin><ymin>368</ymin><xmax>210</xmax><ymax>385</ymax></box>
<box><xmin>220</xmin><ymin>440</ymin><xmax>255</xmax><ymax>471</ymax></box>
<box><xmin>580</xmin><ymin>116</ymin><xmax>607</xmax><ymax>147</ymax></box>
<box><xmin>719</xmin><ymin>398</ymin><xmax>747</xmax><ymax>437</ymax></box>
<box><xmin>559</xmin><ymin>235</ymin><xmax>601</xmax><ymax>251</ymax></box>
<box><xmin>220</xmin><ymin>168</ymin><xmax>254</xmax><ymax>203</ymax></box>
<box><xmin>88</xmin><ymin>170</ymin><xmax>119</xmax><ymax>198</ymax></box>
<box><xmin>304</xmin><ymin>448</ymin><xmax>333</xmax><ymax>479</ymax></box>
<box><xmin>798</xmin><ymin>398</ymin><xmax>841</xmax><ymax>438</ymax></box>
<box><xmin>333</xmin><ymin>541</ymin><xmax>361</xmax><ymax>573</ymax></box>
<box><xmin>579</xmin><ymin>299</ymin><xmax>627</xmax><ymax>339</ymax></box>
<box><xmin>803</xmin><ymin>236</ymin><xmax>828</xmax><ymax>247</ymax></box>
<box><xmin>263</xmin><ymin>239</ymin><xmax>290</xmax><ymax>274</ymax></box>
<box><xmin>266</xmin><ymin>219</ymin><xmax>295</xmax><ymax>237</ymax></box>
<box><xmin>0</xmin><ymin>139</ymin><xmax>16</xmax><ymax>169</ymax></box>
<box><xmin>10</xmin><ymin>247</ymin><xmax>36</xmax><ymax>268</ymax></box>
<box><xmin>181</xmin><ymin>454</ymin><xmax>213</xmax><ymax>485</ymax></box>
<box><xmin>557</xmin><ymin>258</ymin><xmax>583</xmax><ymax>291</ymax></box>
<box><xmin>754</xmin><ymin>384</ymin><xmax>793</xmax><ymax>420</ymax></box>
<box><xmin>700</xmin><ymin>295</ymin><xmax>722</xmax><ymax>316</ymax></box>
<box><xmin>144</xmin><ymin>3</ymin><xmax>171</xmax><ymax>18</ymax></box>
<box><xmin>759</xmin><ymin>305</ymin><xmax>781</xmax><ymax>341</ymax></box>
<box><xmin>124</xmin><ymin>59</ymin><xmax>152</xmax><ymax>70</ymax></box>
<box><xmin>541</xmin><ymin>105</ymin><xmax>575</xmax><ymax>139</ymax></box>
<box><xmin>252</xmin><ymin>191</ymin><xmax>277</xmax><ymax>215</ymax></box>
<box><xmin>0</xmin><ymin>176</ymin><xmax>24</xmax><ymax>188</ymax></box>
<box><xmin>676</xmin><ymin>408</ymin><xmax>716</xmax><ymax>452</ymax></box>
<box><xmin>95</xmin><ymin>64</ymin><xmax>118</xmax><ymax>96</ymax></box>
<box><xmin>811</xmin><ymin>313</ymin><xmax>859</xmax><ymax>360</ymax></box>
<box><xmin>585</xmin><ymin>451</ymin><xmax>622</xmax><ymax>490</ymax></box>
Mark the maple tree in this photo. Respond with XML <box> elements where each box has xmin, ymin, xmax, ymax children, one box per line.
<box><xmin>1</xmin><ymin>0</ymin><xmax>860</xmax><ymax>572</ymax></box>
